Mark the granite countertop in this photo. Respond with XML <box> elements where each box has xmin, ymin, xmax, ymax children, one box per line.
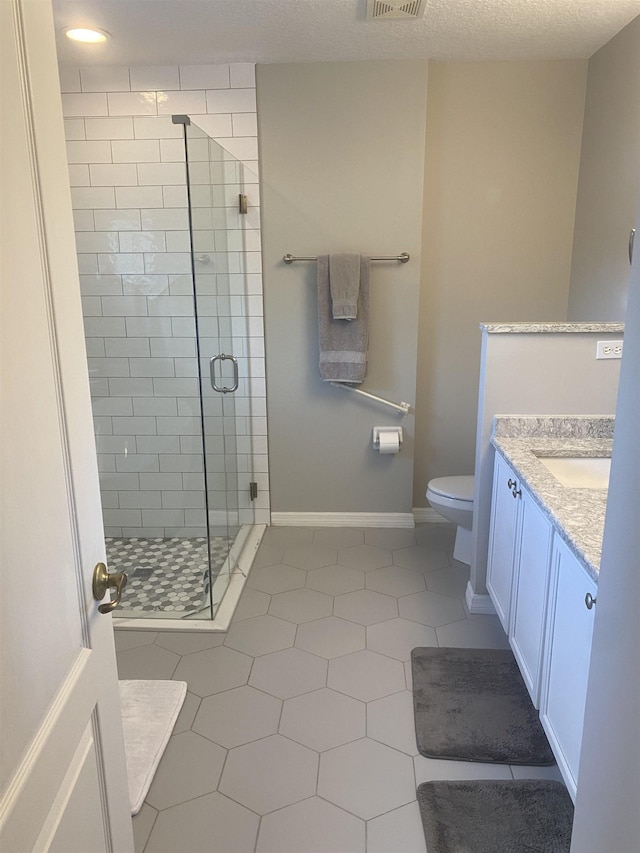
<box><xmin>480</xmin><ymin>322</ymin><xmax>624</xmax><ymax>334</ymax></box>
<box><xmin>491</xmin><ymin>416</ymin><xmax>615</xmax><ymax>583</ymax></box>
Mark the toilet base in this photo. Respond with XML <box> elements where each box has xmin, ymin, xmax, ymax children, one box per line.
<box><xmin>453</xmin><ymin>525</ymin><xmax>472</xmax><ymax>565</ymax></box>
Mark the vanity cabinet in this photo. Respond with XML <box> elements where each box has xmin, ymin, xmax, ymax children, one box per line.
<box><xmin>486</xmin><ymin>453</ymin><xmax>520</xmax><ymax>631</ymax></box>
<box><xmin>487</xmin><ymin>452</ymin><xmax>553</xmax><ymax>706</ymax></box>
<box><xmin>540</xmin><ymin>535</ymin><xmax>597</xmax><ymax>801</ymax></box>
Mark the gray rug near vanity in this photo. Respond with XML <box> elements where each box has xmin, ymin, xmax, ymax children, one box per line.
<box><xmin>411</xmin><ymin>647</ymin><xmax>555</xmax><ymax>765</ymax></box>
<box><xmin>417</xmin><ymin>779</ymin><xmax>574</xmax><ymax>853</ymax></box>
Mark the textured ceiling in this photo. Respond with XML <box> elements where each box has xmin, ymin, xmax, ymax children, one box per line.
<box><xmin>53</xmin><ymin>0</ymin><xmax>640</xmax><ymax>66</ymax></box>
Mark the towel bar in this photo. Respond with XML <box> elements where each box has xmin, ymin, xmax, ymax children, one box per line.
<box><xmin>284</xmin><ymin>252</ymin><xmax>409</xmax><ymax>264</ymax></box>
<box><xmin>330</xmin><ymin>382</ymin><xmax>412</xmax><ymax>416</ymax></box>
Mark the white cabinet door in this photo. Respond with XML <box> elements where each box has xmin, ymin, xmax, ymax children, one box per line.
<box><xmin>486</xmin><ymin>453</ymin><xmax>520</xmax><ymax>631</ymax></box>
<box><xmin>540</xmin><ymin>535</ymin><xmax>597</xmax><ymax>802</ymax></box>
<box><xmin>509</xmin><ymin>495</ymin><xmax>553</xmax><ymax>708</ymax></box>
<box><xmin>0</xmin><ymin>2</ymin><xmax>133</xmax><ymax>850</ymax></box>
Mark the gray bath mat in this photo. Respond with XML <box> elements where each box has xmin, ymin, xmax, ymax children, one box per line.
<box><xmin>417</xmin><ymin>780</ymin><xmax>574</xmax><ymax>853</ymax></box>
<box><xmin>411</xmin><ymin>647</ymin><xmax>555</xmax><ymax>764</ymax></box>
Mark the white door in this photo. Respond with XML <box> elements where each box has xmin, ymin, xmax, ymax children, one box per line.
<box><xmin>0</xmin><ymin>1</ymin><xmax>134</xmax><ymax>851</ymax></box>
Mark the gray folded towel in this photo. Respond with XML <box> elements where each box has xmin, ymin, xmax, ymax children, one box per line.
<box><xmin>317</xmin><ymin>255</ymin><xmax>370</xmax><ymax>383</ymax></box>
<box><xmin>329</xmin><ymin>253</ymin><xmax>361</xmax><ymax>319</ymax></box>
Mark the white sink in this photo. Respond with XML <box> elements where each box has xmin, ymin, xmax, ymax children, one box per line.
<box><xmin>537</xmin><ymin>456</ymin><xmax>611</xmax><ymax>489</ymax></box>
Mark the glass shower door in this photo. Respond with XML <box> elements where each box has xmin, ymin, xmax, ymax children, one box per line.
<box><xmin>185</xmin><ymin>121</ymin><xmax>255</xmax><ymax>617</ymax></box>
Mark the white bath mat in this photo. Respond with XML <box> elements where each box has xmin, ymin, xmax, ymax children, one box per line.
<box><xmin>119</xmin><ymin>679</ymin><xmax>187</xmax><ymax>815</ymax></box>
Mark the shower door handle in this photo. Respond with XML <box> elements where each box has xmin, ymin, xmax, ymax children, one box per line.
<box><xmin>210</xmin><ymin>354</ymin><xmax>239</xmax><ymax>394</ymax></box>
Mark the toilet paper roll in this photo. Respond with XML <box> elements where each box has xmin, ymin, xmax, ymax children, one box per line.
<box><xmin>378</xmin><ymin>432</ymin><xmax>400</xmax><ymax>454</ymax></box>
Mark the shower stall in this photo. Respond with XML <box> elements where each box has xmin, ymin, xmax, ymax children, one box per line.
<box><xmin>82</xmin><ymin>116</ymin><xmax>267</xmax><ymax>626</ymax></box>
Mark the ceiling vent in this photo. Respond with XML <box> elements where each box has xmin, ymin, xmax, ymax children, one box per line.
<box><xmin>366</xmin><ymin>0</ymin><xmax>427</xmax><ymax>20</ymax></box>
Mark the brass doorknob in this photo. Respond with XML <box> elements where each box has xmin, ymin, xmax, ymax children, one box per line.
<box><xmin>92</xmin><ymin>562</ymin><xmax>128</xmax><ymax>614</ymax></box>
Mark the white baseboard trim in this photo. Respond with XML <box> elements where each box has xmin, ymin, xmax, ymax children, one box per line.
<box><xmin>465</xmin><ymin>581</ymin><xmax>497</xmax><ymax>615</ymax></box>
<box><xmin>270</xmin><ymin>512</ymin><xmax>415</xmax><ymax>528</ymax></box>
<box><xmin>412</xmin><ymin>507</ymin><xmax>447</xmax><ymax>523</ymax></box>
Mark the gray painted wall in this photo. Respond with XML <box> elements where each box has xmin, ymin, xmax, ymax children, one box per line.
<box><xmin>258</xmin><ymin>61</ymin><xmax>428</xmax><ymax>514</ymax></box>
<box><xmin>413</xmin><ymin>61</ymin><xmax>587</xmax><ymax>506</ymax></box>
<box><xmin>567</xmin><ymin>15</ymin><xmax>640</xmax><ymax>322</ymax></box>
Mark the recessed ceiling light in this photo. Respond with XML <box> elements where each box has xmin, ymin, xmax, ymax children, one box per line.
<box><xmin>64</xmin><ymin>27</ymin><xmax>110</xmax><ymax>44</ymax></box>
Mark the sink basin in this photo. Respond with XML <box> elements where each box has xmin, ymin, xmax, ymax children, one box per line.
<box><xmin>537</xmin><ymin>456</ymin><xmax>611</xmax><ymax>489</ymax></box>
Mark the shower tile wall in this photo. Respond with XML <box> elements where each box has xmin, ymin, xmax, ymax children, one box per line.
<box><xmin>60</xmin><ymin>63</ymin><xmax>269</xmax><ymax>537</ymax></box>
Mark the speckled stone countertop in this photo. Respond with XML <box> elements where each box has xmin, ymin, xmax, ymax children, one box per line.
<box><xmin>480</xmin><ymin>322</ymin><xmax>624</xmax><ymax>334</ymax></box>
<box><xmin>491</xmin><ymin>416</ymin><xmax>615</xmax><ymax>583</ymax></box>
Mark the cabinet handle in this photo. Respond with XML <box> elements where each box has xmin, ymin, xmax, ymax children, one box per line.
<box><xmin>508</xmin><ymin>478</ymin><xmax>522</xmax><ymax>499</ymax></box>
<box><xmin>585</xmin><ymin>593</ymin><xmax>597</xmax><ymax>610</ymax></box>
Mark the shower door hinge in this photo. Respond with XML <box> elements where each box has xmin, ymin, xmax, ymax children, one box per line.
<box><xmin>239</xmin><ymin>193</ymin><xmax>248</xmax><ymax>215</ymax></box>
<box><xmin>249</xmin><ymin>481</ymin><xmax>258</xmax><ymax>501</ymax></box>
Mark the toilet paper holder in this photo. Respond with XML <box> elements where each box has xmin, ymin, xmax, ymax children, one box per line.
<box><xmin>372</xmin><ymin>426</ymin><xmax>403</xmax><ymax>452</ymax></box>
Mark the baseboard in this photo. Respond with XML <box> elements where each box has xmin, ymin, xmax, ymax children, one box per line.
<box><xmin>465</xmin><ymin>581</ymin><xmax>497</xmax><ymax>615</ymax></box>
<box><xmin>270</xmin><ymin>512</ymin><xmax>415</xmax><ymax>528</ymax></box>
<box><xmin>413</xmin><ymin>507</ymin><xmax>447</xmax><ymax>523</ymax></box>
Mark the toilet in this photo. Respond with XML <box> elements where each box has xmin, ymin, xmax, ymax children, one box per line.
<box><xmin>426</xmin><ymin>475</ymin><xmax>475</xmax><ymax>565</ymax></box>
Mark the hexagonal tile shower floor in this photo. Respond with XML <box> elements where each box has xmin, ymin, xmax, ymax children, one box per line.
<box><xmin>106</xmin><ymin>537</ymin><xmax>231</xmax><ymax>617</ymax></box>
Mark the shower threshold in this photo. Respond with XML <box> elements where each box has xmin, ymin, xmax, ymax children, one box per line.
<box><xmin>112</xmin><ymin>524</ymin><xmax>265</xmax><ymax>633</ymax></box>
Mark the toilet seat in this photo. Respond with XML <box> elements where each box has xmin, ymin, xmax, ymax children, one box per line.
<box><xmin>426</xmin><ymin>475</ymin><xmax>474</xmax><ymax>504</ymax></box>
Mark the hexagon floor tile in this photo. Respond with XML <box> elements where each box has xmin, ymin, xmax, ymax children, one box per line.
<box><xmin>256</xmin><ymin>796</ymin><xmax>365</xmax><ymax>853</ymax></box>
<box><xmin>364</xmin><ymin>528</ymin><xmax>418</xmax><ymax>550</ymax></box>
<box><xmin>192</xmin><ymin>685</ymin><xmax>282</xmax><ymax>748</ymax></box>
<box><xmin>232</xmin><ymin>586</ymin><xmax>271</xmax><ymax>621</ymax></box>
<box><xmin>312</xmin><ymin>528</ymin><xmax>365</xmax><ymax>548</ymax></box>
<box><xmin>247</xmin><ymin>563</ymin><xmax>306</xmax><ymax>595</ymax></box>
<box><xmin>366</xmin><ymin>617</ymin><xmax>437</xmax><ymax>661</ymax></box>
<box><xmin>337</xmin><ymin>544</ymin><xmax>393</xmax><ymax>571</ymax></box>
<box><xmin>366</xmin><ymin>802</ymin><xmax>427</xmax><ymax>853</ymax></box>
<box><xmin>392</xmin><ymin>544</ymin><xmax>451</xmax><ymax>573</ymax></box>
<box><xmin>121</xmin><ymin>525</ymin><xmax>559</xmax><ymax>853</ymax></box>
<box><xmin>435</xmin><ymin>613</ymin><xmax>511</xmax><ymax>648</ymax></box>
<box><xmin>171</xmin><ymin>645</ymin><xmax>252</xmax><ymax>697</ymax></box>
<box><xmin>318</xmin><ymin>738</ymin><xmax>415</xmax><ymax>819</ymax></box>
<box><xmin>425</xmin><ymin>562</ymin><xmax>470</xmax><ymax>598</ymax></box>
<box><xmin>153</xmin><ymin>631</ymin><xmax>224</xmax><ymax>655</ymax></box>
<box><xmin>224</xmin><ymin>613</ymin><xmax>296</xmax><ymax>656</ymax></box>
<box><xmin>367</xmin><ymin>690</ymin><xmax>419</xmax><ymax>756</ymax></box>
<box><xmin>249</xmin><ymin>647</ymin><xmax>328</xmax><ymax>699</ymax></box>
<box><xmin>144</xmin><ymin>792</ymin><xmax>259</xmax><ymax>853</ymax></box>
<box><xmin>295</xmin><ymin>616</ymin><xmax>365</xmax><ymax>659</ymax></box>
<box><xmin>279</xmin><ymin>688</ymin><xmax>366</xmax><ymax>751</ymax></box>
<box><xmin>263</xmin><ymin>527</ymin><xmax>314</xmax><ymax>548</ymax></box>
<box><xmin>251</xmin><ymin>542</ymin><xmax>284</xmax><ymax>568</ymax></box>
<box><xmin>219</xmin><ymin>734</ymin><xmax>318</xmax><ymax>815</ymax></box>
<box><xmin>145</xmin><ymin>731</ymin><xmax>226</xmax><ymax>810</ymax></box>
<box><xmin>113</xmin><ymin>630</ymin><xmax>157</xmax><ymax>652</ymax></box>
<box><xmin>282</xmin><ymin>544</ymin><xmax>338</xmax><ymax>570</ymax></box>
<box><xmin>397</xmin><ymin>589</ymin><xmax>466</xmax><ymax>627</ymax></box>
<box><xmin>268</xmin><ymin>587</ymin><xmax>333</xmax><ymax>623</ymax></box>
<box><xmin>305</xmin><ymin>564</ymin><xmax>365</xmax><ymax>595</ymax></box>
<box><xmin>365</xmin><ymin>565</ymin><xmax>427</xmax><ymax>597</ymax></box>
<box><xmin>333</xmin><ymin>588</ymin><xmax>398</xmax><ymax>626</ymax></box>
<box><xmin>115</xmin><ymin>642</ymin><xmax>180</xmax><ymax>680</ymax></box>
<box><xmin>328</xmin><ymin>649</ymin><xmax>405</xmax><ymax>702</ymax></box>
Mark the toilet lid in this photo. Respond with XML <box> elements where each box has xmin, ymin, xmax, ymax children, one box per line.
<box><xmin>427</xmin><ymin>476</ymin><xmax>474</xmax><ymax>502</ymax></box>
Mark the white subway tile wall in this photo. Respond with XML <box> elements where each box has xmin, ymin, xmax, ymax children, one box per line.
<box><xmin>61</xmin><ymin>63</ymin><xmax>269</xmax><ymax>536</ymax></box>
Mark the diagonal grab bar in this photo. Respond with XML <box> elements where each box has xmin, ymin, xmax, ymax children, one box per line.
<box><xmin>330</xmin><ymin>382</ymin><xmax>412</xmax><ymax>416</ymax></box>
